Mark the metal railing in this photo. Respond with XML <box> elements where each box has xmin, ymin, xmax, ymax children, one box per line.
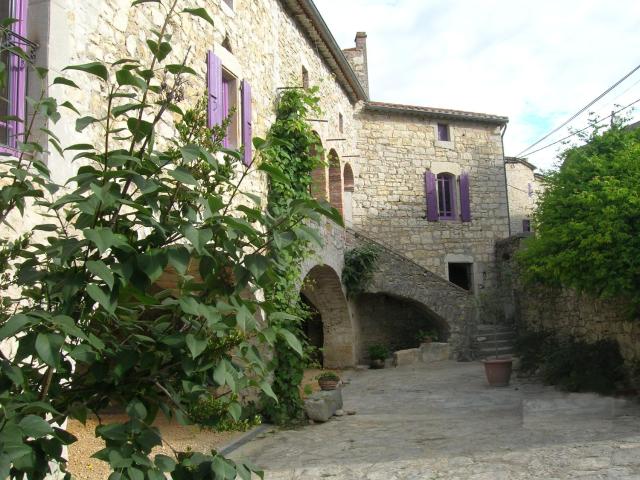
<box><xmin>1</xmin><ymin>27</ymin><xmax>38</xmax><ymax>61</ymax></box>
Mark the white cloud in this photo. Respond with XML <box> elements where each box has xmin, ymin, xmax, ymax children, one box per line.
<box><xmin>314</xmin><ymin>0</ymin><xmax>640</xmax><ymax>169</ymax></box>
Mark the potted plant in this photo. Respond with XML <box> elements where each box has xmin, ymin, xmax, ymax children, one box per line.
<box><xmin>479</xmin><ymin>290</ymin><xmax>513</xmax><ymax>387</ymax></box>
<box><xmin>417</xmin><ymin>329</ymin><xmax>438</xmax><ymax>345</ymax></box>
<box><xmin>316</xmin><ymin>371</ymin><xmax>340</xmax><ymax>391</ymax></box>
<box><xmin>368</xmin><ymin>344</ymin><xmax>389</xmax><ymax>369</ymax></box>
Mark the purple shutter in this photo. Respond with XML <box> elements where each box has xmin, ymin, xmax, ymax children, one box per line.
<box><xmin>206</xmin><ymin>51</ymin><xmax>222</xmax><ymax>129</ymax></box>
<box><xmin>241</xmin><ymin>80</ymin><xmax>252</xmax><ymax>166</ymax></box>
<box><xmin>459</xmin><ymin>172</ymin><xmax>471</xmax><ymax>222</ymax></box>
<box><xmin>425</xmin><ymin>171</ymin><xmax>438</xmax><ymax>221</ymax></box>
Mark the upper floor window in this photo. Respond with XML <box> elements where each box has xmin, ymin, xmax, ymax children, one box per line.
<box><xmin>522</xmin><ymin>219</ymin><xmax>531</xmax><ymax>233</ymax></box>
<box><xmin>302</xmin><ymin>66</ymin><xmax>309</xmax><ymax>89</ymax></box>
<box><xmin>437</xmin><ymin>123</ymin><xmax>450</xmax><ymax>142</ymax></box>
<box><xmin>221</xmin><ymin>69</ymin><xmax>238</xmax><ymax>148</ymax></box>
<box><xmin>437</xmin><ymin>173</ymin><xmax>456</xmax><ymax>220</ymax></box>
<box><xmin>0</xmin><ymin>0</ymin><xmax>28</xmax><ymax>152</ymax></box>
<box><xmin>338</xmin><ymin>113</ymin><xmax>344</xmax><ymax>133</ymax></box>
<box><xmin>223</xmin><ymin>0</ymin><xmax>234</xmax><ymax>9</ymax></box>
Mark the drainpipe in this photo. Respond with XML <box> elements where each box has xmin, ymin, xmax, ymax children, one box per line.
<box><xmin>501</xmin><ymin>123</ymin><xmax>511</xmax><ymax>237</ymax></box>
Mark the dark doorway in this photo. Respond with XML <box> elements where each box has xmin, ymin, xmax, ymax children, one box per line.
<box><xmin>301</xmin><ymin>294</ymin><xmax>323</xmax><ymax>366</ymax></box>
<box><xmin>448</xmin><ymin>262</ymin><xmax>473</xmax><ymax>291</ymax></box>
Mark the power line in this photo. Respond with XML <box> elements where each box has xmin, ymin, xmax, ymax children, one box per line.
<box><xmin>517</xmin><ymin>61</ymin><xmax>640</xmax><ymax>157</ymax></box>
<box><xmin>523</xmin><ymin>96</ymin><xmax>640</xmax><ymax>157</ymax></box>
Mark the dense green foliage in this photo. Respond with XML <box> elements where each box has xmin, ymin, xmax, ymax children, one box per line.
<box><xmin>515</xmin><ymin>331</ymin><xmax>626</xmax><ymax>394</ymax></box>
<box><xmin>518</xmin><ymin>124</ymin><xmax>640</xmax><ymax>309</ymax></box>
<box><xmin>368</xmin><ymin>345</ymin><xmax>389</xmax><ymax>361</ymax></box>
<box><xmin>260</xmin><ymin>87</ymin><xmax>332</xmax><ymax>425</ymax></box>
<box><xmin>0</xmin><ymin>2</ymin><xmax>339</xmax><ymax>478</ymax></box>
<box><xmin>342</xmin><ymin>244</ymin><xmax>379</xmax><ymax>298</ymax></box>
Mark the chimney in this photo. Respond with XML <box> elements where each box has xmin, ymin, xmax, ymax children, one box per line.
<box><xmin>342</xmin><ymin>32</ymin><xmax>369</xmax><ymax>97</ymax></box>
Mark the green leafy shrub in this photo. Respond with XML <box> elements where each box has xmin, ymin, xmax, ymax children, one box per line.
<box><xmin>516</xmin><ymin>331</ymin><xmax>626</xmax><ymax>395</ymax></box>
<box><xmin>315</xmin><ymin>371</ymin><xmax>340</xmax><ymax>381</ymax></box>
<box><xmin>368</xmin><ymin>344</ymin><xmax>389</xmax><ymax>361</ymax></box>
<box><xmin>342</xmin><ymin>244</ymin><xmax>380</xmax><ymax>298</ymax></box>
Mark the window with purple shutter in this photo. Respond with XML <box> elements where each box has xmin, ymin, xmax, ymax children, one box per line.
<box><xmin>437</xmin><ymin>173</ymin><xmax>456</xmax><ymax>220</ymax></box>
<box><xmin>241</xmin><ymin>80</ymin><xmax>252</xmax><ymax>166</ymax></box>
<box><xmin>424</xmin><ymin>171</ymin><xmax>438</xmax><ymax>221</ymax></box>
<box><xmin>437</xmin><ymin>123</ymin><xmax>450</xmax><ymax>142</ymax></box>
<box><xmin>221</xmin><ymin>78</ymin><xmax>230</xmax><ymax>147</ymax></box>
<box><xmin>522</xmin><ymin>219</ymin><xmax>531</xmax><ymax>232</ymax></box>
<box><xmin>0</xmin><ymin>0</ymin><xmax>28</xmax><ymax>152</ymax></box>
<box><xmin>459</xmin><ymin>172</ymin><xmax>471</xmax><ymax>222</ymax></box>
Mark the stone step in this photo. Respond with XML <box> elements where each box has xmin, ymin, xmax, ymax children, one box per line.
<box><xmin>476</xmin><ymin>324</ymin><xmax>515</xmax><ymax>333</ymax></box>
<box><xmin>477</xmin><ymin>338</ymin><xmax>515</xmax><ymax>349</ymax></box>
<box><xmin>475</xmin><ymin>331</ymin><xmax>516</xmax><ymax>342</ymax></box>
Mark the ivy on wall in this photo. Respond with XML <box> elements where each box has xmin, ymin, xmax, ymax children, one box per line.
<box><xmin>342</xmin><ymin>244</ymin><xmax>380</xmax><ymax>299</ymax></box>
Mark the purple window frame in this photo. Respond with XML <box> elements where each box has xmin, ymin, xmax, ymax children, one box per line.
<box><xmin>437</xmin><ymin>123</ymin><xmax>450</xmax><ymax>142</ymax></box>
<box><xmin>1</xmin><ymin>0</ymin><xmax>28</xmax><ymax>154</ymax></box>
<box><xmin>437</xmin><ymin>173</ymin><xmax>456</xmax><ymax>220</ymax></box>
<box><xmin>221</xmin><ymin>77</ymin><xmax>230</xmax><ymax>148</ymax></box>
<box><xmin>523</xmin><ymin>219</ymin><xmax>531</xmax><ymax>232</ymax></box>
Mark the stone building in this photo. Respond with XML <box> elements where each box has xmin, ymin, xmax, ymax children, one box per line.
<box><xmin>505</xmin><ymin>157</ymin><xmax>544</xmax><ymax>235</ymax></box>
<box><xmin>2</xmin><ymin>0</ymin><xmax>513</xmax><ymax>366</ymax></box>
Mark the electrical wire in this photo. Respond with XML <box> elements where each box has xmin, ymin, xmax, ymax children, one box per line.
<box><xmin>522</xmin><ymin>96</ymin><xmax>640</xmax><ymax>157</ymax></box>
<box><xmin>517</xmin><ymin>61</ymin><xmax>640</xmax><ymax>157</ymax></box>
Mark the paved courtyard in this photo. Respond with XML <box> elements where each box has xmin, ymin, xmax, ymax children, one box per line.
<box><xmin>231</xmin><ymin>361</ymin><xmax>640</xmax><ymax>479</ymax></box>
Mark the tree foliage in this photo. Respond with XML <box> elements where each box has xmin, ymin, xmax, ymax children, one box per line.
<box><xmin>0</xmin><ymin>2</ymin><xmax>340</xmax><ymax>478</ymax></box>
<box><xmin>518</xmin><ymin>123</ymin><xmax>640</xmax><ymax>309</ymax></box>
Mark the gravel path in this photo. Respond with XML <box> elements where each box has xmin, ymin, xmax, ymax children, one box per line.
<box><xmin>230</xmin><ymin>361</ymin><xmax>640</xmax><ymax>479</ymax></box>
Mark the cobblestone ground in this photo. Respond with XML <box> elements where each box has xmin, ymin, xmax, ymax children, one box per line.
<box><xmin>231</xmin><ymin>361</ymin><xmax>640</xmax><ymax>479</ymax></box>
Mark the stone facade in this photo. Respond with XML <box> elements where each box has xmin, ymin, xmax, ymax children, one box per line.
<box><xmin>505</xmin><ymin>157</ymin><xmax>544</xmax><ymax>235</ymax></box>
<box><xmin>497</xmin><ymin>236</ymin><xmax>640</xmax><ymax>364</ymax></box>
<box><xmin>7</xmin><ymin>0</ymin><xmax>515</xmax><ymax>369</ymax></box>
<box><xmin>354</xmin><ymin>106</ymin><xmax>510</xmax><ymax>292</ymax></box>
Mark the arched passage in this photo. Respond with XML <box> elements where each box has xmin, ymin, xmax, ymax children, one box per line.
<box><xmin>309</xmin><ymin>133</ymin><xmax>327</xmax><ymax>201</ymax></box>
<box><xmin>354</xmin><ymin>292</ymin><xmax>449</xmax><ymax>362</ymax></box>
<box><xmin>328</xmin><ymin>150</ymin><xmax>343</xmax><ymax>215</ymax></box>
<box><xmin>343</xmin><ymin>163</ymin><xmax>354</xmax><ymax>227</ymax></box>
<box><xmin>301</xmin><ymin>265</ymin><xmax>355</xmax><ymax>368</ymax></box>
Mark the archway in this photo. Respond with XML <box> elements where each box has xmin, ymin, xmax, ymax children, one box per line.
<box><xmin>328</xmin><ymin>150</ymin><xmax>343</xmax><ymax>215</ymax></box>
<box><xmin>301</xmin><ymin>265</ymin><xmax>355</xmax><ymax>368</ymax></box>
<box><xmin>343</xmin><ymin>163</ymin><xmax>354</xmax><ymax>227</ymax></box>
<box><xmin>353</xmin><ymin>292</ymin><xmax>449</xmax><ymax>363</ymax></box>
<box><xmin>309</xmin><ymin>133</ymin><xmax>327</xmax><ymax>201</ymax></box>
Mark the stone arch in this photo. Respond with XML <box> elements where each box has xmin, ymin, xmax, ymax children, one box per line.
<box><xmin>309</xmin><ymin>132</ymin><xmax>328</xmax><ymax>201</ymax></box>
<box><xmin>343</xmin><ymin>163</ymin><xmax>354</xmax><ymax>227</ymax></box>
<box><xmin>301</xmin><ymin>265</ymin><xmax>355</xmax><ymax>368</ymax></box>
<box><xmin>328</xmin><ymin>149</ymin><xmax>343</xmax><ymax>215</ymax></box>
<box><xmin>354</xmin><ymin>292</ymin><xmax>449</xmax><ymax>362</ymax></box>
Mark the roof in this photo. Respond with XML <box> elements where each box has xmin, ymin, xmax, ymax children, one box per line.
<box><xmin>364</xmin><ymin>101</ymin><xmax>509</xmax><ymax>125</ymax></box>
<box><xmin>505</xmin><ymin>156</ymin><xmax>536</xmax><ymax>171</ymax></box>
<box><xmin>281</xmin><ymin>0</ymin><xmax>369</xmax><ymax>103</ymax></box>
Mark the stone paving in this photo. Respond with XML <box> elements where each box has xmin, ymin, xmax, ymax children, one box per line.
<box><xmin>231</xmin><ymin>361</ymin><xmax>640</xmax><ymax>479</ymax></box>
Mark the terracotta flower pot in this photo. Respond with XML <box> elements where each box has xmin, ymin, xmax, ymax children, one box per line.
<box><xmin>318</xmin><ymin>379</ymin><xmax>339</xmax><ymax>391</ymax></box>
<box><xmin>483</xmin><ymin>357</ymin><xmax>513</xmax><ymax>387</ymax></box>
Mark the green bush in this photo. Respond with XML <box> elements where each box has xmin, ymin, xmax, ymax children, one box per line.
<box><xmin>316</xmin><ymin>371</ymin><xmax>340</xmax><ymax>381</ymax></box>
<box><xmin>368</xmin><ymin>344</ymin><xmax>389</xmax><ymax>361</ymax></box>
<box><xmin>342</xmin><ymin>245</ymin><xmax>379</xmax><ymax>298</ymax></box>
<box><xmin>516</xmin><ymin>331</ymin><xmax>626</xmax><ymax>395</ymax></box>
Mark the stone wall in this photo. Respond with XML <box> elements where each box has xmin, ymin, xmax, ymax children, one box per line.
<box><xmin>505</xmin><ymin>159</ymin><xmax>543</xmax><ymax>235</ymax></box>
<box><xmin>354</xmin><ymin>110</ymin><xmax>510</xmax><ymax>291</ymax></box>
<box><xmin>497</xmin><ymin>236</ymin><xmax>640</xmax><ymax>364</ymax></box>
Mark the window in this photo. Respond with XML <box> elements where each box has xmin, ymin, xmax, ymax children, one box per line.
<box><xmin>1</xmin><ymin>0</ymin><xmax>28</xmax><ymax>151</ymax></box>
<box><xmin>448</xmin><ymin>263</ymin><xmax>473</xmax><ymax>291</ymax></box>
<box><xmin>522</xmin><ymin>219</ymin><xmax>531</xmax><ymax>233</ymax></box>
<box><xmin>338</xmin><ymin>113</ymin><xmax>344</xmax><ymax>133</ymax></box>
<box><xmin>437</xmin><ymin>123</ymin><xmax>450</xmax><ymax>142</ymax></box>
<box><xmin>527</xmin><ymin>182</ymin><xmax>533</xmax><ymax>197</ymax></box>
<box><xmin>221</xmin><ymin>69</ymin><xmax>238</xmax><ymax>148</ymax></box>
<box><xmin>223</xmin><ymin>0</ymin><xmax>233</xmax><ymax>9</ymax></box>
<box><xmin>437</xmin><ymin>173</ymin><xmax>456</xmax><ymax>220</ymax></box>
<box><xmin>302</xmin><ymin>66</ymin><xmax>309</xmax><ymax>89</ymax></box>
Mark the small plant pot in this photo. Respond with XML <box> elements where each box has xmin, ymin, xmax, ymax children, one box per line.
<box><xmin>483</xmin><ymin>357</ymin><xmax>513</xmax><ymax>387</ymax></box>
<box><xmin>318</xmin><ymin>379</ymin><xmax>339</xmax><ymax>391</ymax></box>
<box><xmin>370</xmin><ymin>358</ymin><xmax>385</xmax><ymax>369</ymax></box>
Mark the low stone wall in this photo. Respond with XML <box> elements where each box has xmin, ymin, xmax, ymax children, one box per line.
<box><xmin>497</xmin><ymin>236</ymin><xmax>640</xmax><ymax>364</ymax></box>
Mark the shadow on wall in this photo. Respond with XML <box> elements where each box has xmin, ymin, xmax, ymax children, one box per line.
<box><xmin>353</xmin><ymin>292</ymin><xmax>449</xmax><ymax>362</ymax></box>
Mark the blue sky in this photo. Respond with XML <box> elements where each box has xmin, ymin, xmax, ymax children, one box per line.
<box><xmin>314</xmin><ymin>0</ymin><xmax>640</xmax><ymax>170</ymax></box>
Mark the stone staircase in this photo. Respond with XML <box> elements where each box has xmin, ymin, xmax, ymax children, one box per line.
<box><xmin>474</xmin><ymin>324</ymin><xmax>516</xmax><ymax>359</ymax></box>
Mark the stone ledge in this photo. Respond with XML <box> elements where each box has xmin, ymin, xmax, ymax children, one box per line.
<box><xmin>304</xmin><ymin>388</ymin><xmax>343</xmax><ymax>422</ymax></box>
<box><xmin>392</xmin><ymin>343</ymin><xmax>451</xmax><ymax>367</ymax></box>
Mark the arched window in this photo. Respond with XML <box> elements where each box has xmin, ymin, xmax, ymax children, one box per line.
<box><xmin>328</xmin><ymin>150</ymin><xmax>343</xmax><ymax>215</ymax></box>
<box><xmin>309</xmin><ymin>132</ymin><xmax>327</xmax><ymax>201</ymax></box>
<box><xmin>343</xmin><ymin>163</ymin><xmax>354</xmax><ymax>226</ymax></box>
<box><xmin>437</xmin><ymin>173</ymin><xmax>456</xmax><ymax>220</ymax></box>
